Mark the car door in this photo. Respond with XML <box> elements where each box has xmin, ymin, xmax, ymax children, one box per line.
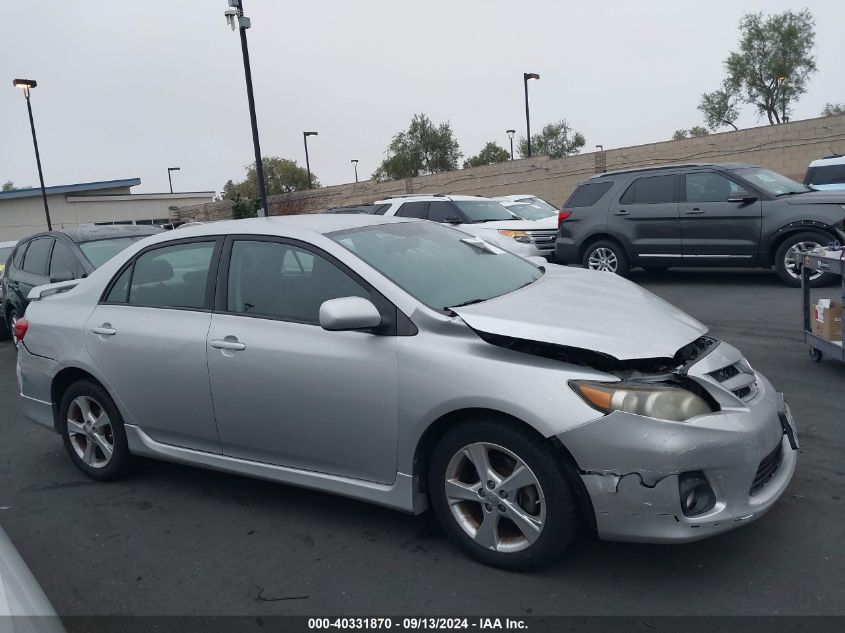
<box><xmin>14</xmin><ymin>237</ymin><xmax>54</xmax><ymax>309</ymax></box>
<box><xmin>84</xmin><ymin>238</ymin><xmax>223</xmax><ymax>453</ymax></box>
<box><xmin>680</xmin><ymin>171</ymin><xmax>762</xmax><ymax>262</ymax></box>
<box><xmin>609</xmin><ymin>174</ymin><xmax>682</xmax><ymax>265</ymax></box>
<box><xmin>206</xmin><ymin>236</ymin><xmax>399</xmax><ymax>484</ymax></box>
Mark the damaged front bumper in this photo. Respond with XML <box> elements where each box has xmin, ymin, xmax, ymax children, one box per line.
<box><xmin>559</xmin><ymin>342</ymin><xmax>798</xmax><ymax>543</ymax></box>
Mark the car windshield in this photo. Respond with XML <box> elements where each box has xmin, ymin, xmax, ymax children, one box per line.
<box><xmin>732</xmin><ymin>167</ymin><xmax>810</xmax><ymax>196</ymax></box>
<box><xmin>79</xmin><ymin>236</ymin><xmax>146</xmax><ymax>268</ymax></box>
<box><xmin>508</xmin><ymin>199</ymin><xmax>557</xmax><ymax>220</ymax></box>
<box><xmin>452</xmin><ymin>200</ymin><xmax>516</xmax><ymax>223</ymax></box>
<box><xmin>328</xmin><ymin>221</ymin><xmax>543</xmax><ymax>312</ymax></box>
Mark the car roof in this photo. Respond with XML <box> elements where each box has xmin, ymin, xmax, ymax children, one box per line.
<box><xmin>809</xmin><ymin>155</ymin><xmax>845</xmax><ymax>167</ymax></box>
<box><xmin>374</xmin><ymin>194</ymin><xmax>490</xmax><ymax>203</ymax></box>
<box><xmin>51</xmin><ymin>224</ymin><xmax>164</xmax><ymax>243</ymax></box>
<box><xmin>589</xmin><ymin>162</ymin><xmax>758</xmax><ymax>180</ymax></box>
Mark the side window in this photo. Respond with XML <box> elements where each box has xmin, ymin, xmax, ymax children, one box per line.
<box><xmin>427</xmin><ymin>201</ymin><xmax>461</xmax><ymax>223</ymax></box>
<box><xmin>226</xmin><ymin>240</ymin><xmax>370</xmax><ymax>324</ymax></box>
<box><xmin>128</xmin><ymin>241</ymin><xmax>215</xmax><ymax>309</ymax></box>
<box><xmin>564</xmin><ymin>182</ymin><xmax>613</xmax><ymax>208</ymax></box>
<box><xmin>396</xmin><ymin>201</ymin><xmax>429</xmax><ymax>218</ymax></box>
<box><xmin>685</xmin><ymin>172</ymin><xmax>741</xmax><ymax>203</ymax></box>
<box><xmin>12</xmin><ymin>243</ymin><xmax>28</xmax><ymax>269</ymax></box>
<box><xmin>619</xmin><ymin>175</ymin><xmax>676</xmax><ymax>205</ymax></box>
<box><xmin>22</xmin><ymin>238</ymin><xmax>54</xmax><ymax>275</ymax></box>
<box><xmin>372</xmin><ymin>204</ymin><xmax>390</xmax><ymax>215</ymax></box>
<box><xmin>49</xmin><ymin>241</ymin><xmax>80</xmax><ymax>278</ymax></box>
<box><xmin>105</xmin><ymin>266</ymin><xmax>132</xmax><ymax>303</ymax></box>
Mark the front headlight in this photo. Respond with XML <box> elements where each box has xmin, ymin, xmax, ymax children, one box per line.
<box><xmin>570</xmin><ymin>380</ymin><xmax>714</xmax><ymax>422</ymax></box>
<box><xmin>498</xmin><ymin>230</ymin><xmax>531</xmax><ymax>243</ymax></box>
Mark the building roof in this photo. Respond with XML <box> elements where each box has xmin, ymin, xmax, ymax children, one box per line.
<box><xmin>0</xmin><ymin>178</ymin><xmax>141</xmax><ymax>201</ymax></box>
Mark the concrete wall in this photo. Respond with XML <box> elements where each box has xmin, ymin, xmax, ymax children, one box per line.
<box><xmin>0</xmin><ymin>190</ymin><xmax>215</xmax><ymax>241</ymax></box>
<box><xmin>179</xmin><ymin>114</ymin><xmax>845</xmax><ymax>223</ymax></box>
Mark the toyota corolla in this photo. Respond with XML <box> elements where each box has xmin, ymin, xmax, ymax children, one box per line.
<box><xmin>16</xmin><ymin>215</ymin><xmax>797</xmax><ymax>570</ymax></box>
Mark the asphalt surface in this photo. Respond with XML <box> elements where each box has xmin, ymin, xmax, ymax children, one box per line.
<box><xmin>0</xmin><ymin>268</ymin><xmax>843</xmax><ymax>617</ymax></box>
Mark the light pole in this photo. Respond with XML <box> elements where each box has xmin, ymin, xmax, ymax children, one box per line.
<box><xmin>351</xmin><ymin>159</ymin><xmax>359</xmax><ymax>183</ymax></box>
<box><xmin>303</xmin><ymin>131</ymin><xmax>318</xmax><ymax>189</ymax></box>
<box><xmin>506</xmin><ymin>129</ymin><xmax>516</xmax><ymax>160</ymax></box>
<box><xmin>167</xmin><ymin>167</ymin><xmax>180</xmax><ymax>194</ymax></box>
<box><xmin>12</xmin><ymin>79</ymin><xmax>52</xmax><ymax>231</ymax></box>
<box><xmin>777</xmin><ymin>76</ymin><xmax>788</xmax><ymax>123</ymax></box>
<box><xmin>523</xmin><ymin>72</ymin><xmax>540</xmax><ymax>157</ymax></box>
<box><xmin>225</xmin><ymin>0</ymin><xmax>268</xmax><ymax>216</ymax></box>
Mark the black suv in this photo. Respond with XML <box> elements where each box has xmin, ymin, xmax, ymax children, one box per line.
<box><xmin>1</xmin><ymin>225</ymin><xmax>161</xmax><ymax>341</ymax></box>
<box><xmin>555</xmin><ymin>162</ymin><xmax>845</xmax><ymax>286</ymax></box>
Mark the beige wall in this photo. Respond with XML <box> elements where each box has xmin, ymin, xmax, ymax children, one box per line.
<box><xmin>179</xmin><ymin>114</ymin><xmax>845</xmax><ymax>222</ymax></box>
<box><xmin>0</xmin><ymin>190</ymin><xmax>215</xmax><ymax>241</ymax></box>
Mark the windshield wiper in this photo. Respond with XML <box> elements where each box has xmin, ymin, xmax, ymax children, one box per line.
<box><xmin>775</xmin><ymin>190</ymin><xmax>810</xmax><ymax>197</ymax></box>
<box><xmin>448</xmin><ymin>298</ymin><xmax>487</xmax><ymax>309</ymax></box>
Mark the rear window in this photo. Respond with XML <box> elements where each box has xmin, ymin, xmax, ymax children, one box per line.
<box><xmin>805</xmin><ymin>164</ymin><xmax>845</xmax><ymax>186</ymax></box>
<box><xmin>564</xmin><ymin>182</ymin><xmax>613</xmax><ymax>208</ymax></box>
<box><xmin>620</xmin><ymin>175</ymin><xmax>676</xmax><ymax>204</ymax></box>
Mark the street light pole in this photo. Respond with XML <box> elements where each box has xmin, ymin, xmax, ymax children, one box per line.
<box><xmin>167</xmin><ymin>167</ymin><xmax>181</xmax><ymax>194</ymax></box>
<box><xmin>523</xmin><ymin>73</ymin><xmax>540</xmax><ymax>157</ymax></box>
<box><xmin>12</xmin><ymin>79</ymin><xmax>52</xmax><ymax>231</ymax></box>
<box><xmin>351</xmin><ymin>159</ymin><xmax>359</xmax><ymax>183</ymax></box>
<box><xmin>225</xmin><ymin>0</ymin><xmax>268</xmax><ymax>216</ymax></box>
<box><xmin>506</xmin><ymin>129</ymin><xmax>516</xmax><ymax>160</ymax></box>
<box><xmin>303</xmin><ymin>131</ymin><xmax>318</xmax><ymax>189</ymax></box>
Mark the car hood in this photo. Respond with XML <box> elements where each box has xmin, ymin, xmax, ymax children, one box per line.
<box><xmin>451</xmin><ymin>265</ymin><xmax>707</xmax><ymax>360</ymax></box>
<box><xmin>784</xmin><ymin>190</ymin><xmax>845</xmax><ymax>205</ymax></box>
<box><xmin>459</xmin><ymin>217</ymin><xmax>557</xmax><ymax>231</ymax></box>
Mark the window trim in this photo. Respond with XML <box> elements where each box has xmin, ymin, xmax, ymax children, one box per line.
<box><xmin>47</xmin><ymin>238</ymin><xmax>82</xmax><ymax>278</ymax></box>
<box><xmin>213</xmin><ymin>234</ymin><xmax>404</xmax><ymax>336</ymax></box>
<box><xmin>99</xmin><ymin>236</ymin><xmax>224</xmax><ymax>312</ymax></box>
<box><xmin>619</xmin><ymin>173</ymin><xmax>681</xmax><ymax>205</ymax></box>
<box><xmin>21</xmin><ymin>237</ymin><xmax>55</xmax><ymax>276</ymax></box>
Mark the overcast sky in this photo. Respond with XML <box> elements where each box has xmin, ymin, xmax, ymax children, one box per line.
<box><xmin>2</xmin><ymin>0</ymin><xmax>843</xmax><ymax>195</ymax></box>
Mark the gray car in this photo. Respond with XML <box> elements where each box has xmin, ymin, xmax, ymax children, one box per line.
<box><xmin>555</xmin><ymin>162</ymin><xmax>845</xmax><ymax>286</ymax></box>
<box><xmin>16</xmin><ymin>216</ymin><xmax>797</xmax><ymax>570</ymax></box>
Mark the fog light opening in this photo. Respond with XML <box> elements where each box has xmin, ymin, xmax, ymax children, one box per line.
<box><xmin>678</xmin><ymin>471</ymin><xmax>716</xmax><ymax>517</ymax></box>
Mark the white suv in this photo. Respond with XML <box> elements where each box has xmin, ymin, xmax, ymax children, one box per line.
<box><xmin>804</xmin><ymin>155</ymin><xmax>845</xmax><ymax>191</ymax></box>
<box><xmin>375</xmin><ymin>194</ymin><xmax>558</xmax><ymax>259</ymax></box>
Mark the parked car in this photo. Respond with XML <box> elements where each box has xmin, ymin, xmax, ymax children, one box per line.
<box><xmin>0</xmin><ymin>225</ymin><xmax>161</xmax><ymax>342</ymax></box>
<box><xmin>376</xmin><ymin>194</ymin><xmax>558</xmax><ymax>259</ymax></box>
<box><xmin>17</xmin><ymin>215</ymin><xmax>797</xmax><ymax>570</ymax></box>
<box><xmin>0</xmin><ymin>240</ymin><xmax>18</xmax><ymax>339</ymax></box>
<box><xmin>493</xmin><ymin>195</ymin><xmax>559</xmax><ymax>221</ymax></box>
<box><xmin>554</xmin><ymin>162</ymin><xmax>845</xmax><ymax>286</ymax></box>
<box><xmin>804</xmin><ymin>154</ymin><xmax>845</xmax><ymax>191</ymax></box>
<box><xmin>321</xmin><ymin>204</ymin><xmax>391</xmax><ymax>215</ymax></box>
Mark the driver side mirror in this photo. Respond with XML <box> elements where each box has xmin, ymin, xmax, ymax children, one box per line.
<box><xmin>319</xmin><ymin>297</ymin><xmax>382</xmax><ymax>332</ymax></box>
<box><xmin>727</xmin><ymin>190</ymin><xmax>757</xmax><ymax>203</ymax></box>
<box><xmin>49</xmin><ymin>270</ymin><xmax>75</xmax><ymax>283</ymax></box>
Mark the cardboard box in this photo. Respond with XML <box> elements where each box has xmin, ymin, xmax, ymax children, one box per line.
<box><xmin>811</xmin><ymin>299</ymin><xmax>843</xmax><ymax>342</ymax></box>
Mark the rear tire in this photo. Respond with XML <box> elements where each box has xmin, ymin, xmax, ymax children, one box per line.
<box><xmin>582</xmin><ymin>240</ymin><xmax>630</xmax><ymax>277</ymax></box>
<box><xmin>774</xmin><ymin>231</ymin><xmax>837</xmax><ymax>287</ymax></box>
<box><xmin>428</xmin><ymin>416</ymin><xmax>580</xmax><ymax>571</ymax></box>
<box><xmin>8</xmin><ymin>309</ymin><xmax>20</xmax><ymax>348</ymax></box>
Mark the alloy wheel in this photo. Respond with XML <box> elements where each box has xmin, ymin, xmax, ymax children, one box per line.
<box><xmin>587</xmin><ymin>247</ymin><xmax>618</xmax><ymax>272</ymax></box>
<box><xmin>9</xmin><ymin>312</ymin><xmax>19</xmax><ymax>347</ymax></box>
<box><xmin>67</xmin><ymin>395</ymin><xmax>114</xmax><ymax>469</ymax></box>
<box><xmin>784</xmin><ymin>241</ymin><xmax>823</xmax><ymax>281</ymax></box>
<box><xmin>444</xmin><ymin>442</ymin><xmax>546</xmax><ymax>553</ymax></box>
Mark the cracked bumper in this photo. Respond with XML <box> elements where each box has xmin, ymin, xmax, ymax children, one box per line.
<box><xmin>559</xmin><ymin>371</ymin><xmax>797</xmax><ymax>543</ymax></box>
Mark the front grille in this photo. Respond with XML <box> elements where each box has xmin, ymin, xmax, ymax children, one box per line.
<box><xmin>750</xmin><ymin>443</ymin><xmax>783</xmax><ymax>496</ymax></box>
<box><xmin>525</xmin><ymin>230</ymin><xmax>558</xmax><ymax>246</ymax></box>
<box><xmin>710</xmin><ymin>364</ymin><xmax>740</xmax><ymax>382</ymax></box>
<box><xmin>708</xmin><ymin>362</ymin><xmax>757</xmax><ymax>401</ymax></box>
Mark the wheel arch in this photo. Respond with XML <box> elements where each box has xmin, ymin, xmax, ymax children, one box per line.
<box><xmin>578</xmin><ymin>233</ymin><xmax>630</xmax><ymax>262</ymax></box>
<box><xmin>411</xmin><ymin>407</ymin><xmax>596</xmax><ymax>529</ymax></box>
<box><xmin>767</xmin><ymin>222</ymin><xmax>838</xmax><ymax>266</ymax></box>
<box><xmin>50</xmin><ymin>366</ymin><xmax>108</xmax><ymax>433</ymax></box>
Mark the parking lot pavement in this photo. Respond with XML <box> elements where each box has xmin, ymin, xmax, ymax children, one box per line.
<box><xmin>0</xmin><ymin>269</ymin><xmax>843</xmax><ymax>617</ymax></box>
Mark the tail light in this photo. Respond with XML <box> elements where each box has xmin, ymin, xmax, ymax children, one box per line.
<box><xmin>13</xmin><ymin>317</ymin><xmax>28</xmax><ymax>342</ymax></box>
<box><xmin>558</xmin><ymin>210</ymin><xmax>572</xmax><ymax>227</ymax></box>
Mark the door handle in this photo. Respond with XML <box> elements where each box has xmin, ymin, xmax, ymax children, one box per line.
<box><xmin>91</xmin><ymin>324</ymin><xmax>116</xmax><ymax>336</ymax></box>
<box><xmin>210</xmin><ymin>338</ymin><xmax>246</xmax><ymax>351</ymax></box>
<box><xmin>613</xmin><ymin>209</ymin><xmax>630</xmax><ymax>215</ymax></box>
<box><xmin>685</xmin><ymin>208</ymin><xmax>705</xmax><ymax>215</ymax></box>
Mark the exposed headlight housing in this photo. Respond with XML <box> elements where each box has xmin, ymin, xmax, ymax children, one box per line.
<box><xmin>570</xmin><ymin>380</ymin><xmax>714</xmax><ymax>422</ymax></box>
<box><xmin>498</xmin><ymin>230</ymin><xmax>530</xmax><ymax>243</ymax></box>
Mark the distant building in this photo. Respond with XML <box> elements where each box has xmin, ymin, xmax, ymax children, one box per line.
<box><xmin>0</xmin><ymin>178</ymin><xmax>215</xmax><ymax>241</ymax></box>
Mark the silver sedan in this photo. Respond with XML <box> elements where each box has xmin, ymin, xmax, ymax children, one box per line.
<box><xmin>16</xmin><ymin>215</ymin><xmax>797</xmax><ymax>570</ymax></box>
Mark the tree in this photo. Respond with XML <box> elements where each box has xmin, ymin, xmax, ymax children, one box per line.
<box><xmin>463</xmin><ymin>142</ymin><xmax>510</xmax><ymax>168</ymax></box>
<box><xmin>372</xmin><ymin>114</ymin><xmax>462</xmax><ymax>181</ymax></box>
<box><xmin>223</xmin><ymin>156</ymin><xmax>317</xmax><ymax>203</ymax></box>
<box><xmin>2</xmin><ymin>181</ymin><xmax>16</xmax><ymax>192</ymax></box>
<box><xmin>698</xmin><ymin>83</ymin><xmax>741</xmax><ymax>131</ymax></box>
<box><xmin>672</xmin><ymin>126</ymin><xmax>710</xmax><ymax>140</ymax></box>
<box><xmin>821</xmin><ymin>103</ymin><xmax>845</xmax><ymax>117</ymax></box>
<box><xmin>724</xmin><ymin>9</ymin><xmax>817</xmax><ymax>125</ymax></box>
<box><xmin>517</xmin><ymin>119</ymin><xmax>585</xmax><ymax>159</ymax></box>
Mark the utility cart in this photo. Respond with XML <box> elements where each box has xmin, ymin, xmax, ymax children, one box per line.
<box><xmin>800</xmin><ymin>250</ymin><xmax>845</xmax><ymax>364</ymax></box>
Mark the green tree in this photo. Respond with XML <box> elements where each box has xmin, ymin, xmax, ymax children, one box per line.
<box><xmin>517</xmin><ymin>120</ymin><xmax>585</xmax><ymax>159</ymax></box>
<box><xmin>821</xmin><ymin>103</ymin><xmax>845</xmax><ymax>117</ymax></box>
<box><xmin>698</xmin><ymin>83</ymin><xmax>741</xmax><ymax>131</ymax></box>
<box><xmin>672</xmin><ymin>126</ymin><xmax>710</xmax><ymax>140</ymax></box>
<box><xmin>372</xmin><ymin>114</ymin><xmax>462</xmax><ymax>181</ymax></box>
<box><xmin>2</xmin><ymin>181</ymin><xmax>16</xmax><ymax>192</ymax></box>
<box><xmin>463</xmin><ymin>142</ymin><xmax>511</xmax><ymax>168</ymax></box>
<box><xmin>724</xmin><ymin>9</ymin><xmax>817</xmax><ymax>125</ymax></box>
<box><xmin>223</xmin><ymin>156</ymin><xmax>317</xmax><ymax>202</ymax></box>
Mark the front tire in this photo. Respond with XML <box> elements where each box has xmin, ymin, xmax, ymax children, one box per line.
<box><xmin>59</xmin><ymin>380</ymin><xmax>133</xmax><ymax>481</ymax></box>
<box><xmin>582</xmin><ymin>240</ymin><xmax>630</xmax><ymax>276</ymax></box>
<box><xmin>775</xmin><ymin>232</ymin><xmax>836</xmax><ymax>287</ymax></box>
<box><xmin>428</xmin><ymin>417</ymin><xmax>580</xmax><ymax>571</ymax></box>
